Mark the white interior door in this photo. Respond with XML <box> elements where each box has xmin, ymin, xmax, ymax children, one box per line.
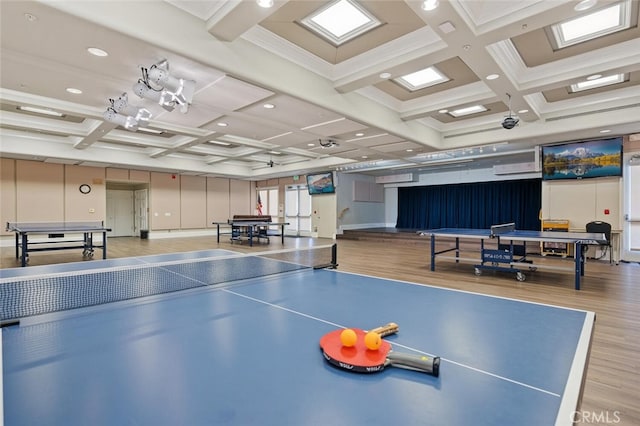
<box><xmin>106</xmin><ymin>190</ymin><xmax>135</xmax><ymax>237</ymax></box>
<box><xmin>134</xmin><ymin>189</ymin><xmax>148</xmax><ymax>233</ymax></box>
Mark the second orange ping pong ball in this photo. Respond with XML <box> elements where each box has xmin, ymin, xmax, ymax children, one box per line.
<box><xmin>340</xmin><ymin>329</ymin><xmax>357</xmax><ymax>347</ymax></box>
<box><xmin>364</xmin><ymin>331</ymin><xmax>382</xmax><ymax>350</ymax></box>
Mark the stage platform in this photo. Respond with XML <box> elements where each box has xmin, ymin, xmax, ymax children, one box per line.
<box><xmin>338</xmin><ymin>228</ymin><xmax>424</xmax><ymax>243</ymax></box>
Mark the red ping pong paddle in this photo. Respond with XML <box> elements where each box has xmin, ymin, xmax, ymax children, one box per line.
<box><xmin>319</xmin><ymin>322</ymin><xmax>440</xmax><ymax>377</ymax></box>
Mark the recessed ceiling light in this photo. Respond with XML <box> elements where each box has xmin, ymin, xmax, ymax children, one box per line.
<box><xmin>355</xmin><ymin>132</ymin><xmax>364</xmax><ymax>137</ymax></box>
<box><xmin>66</xmin><ymin>87</ymin><xmax>82</xmax><ymax>94</ymax></box>
<box><xmin>486</xmin><ymin>74</ymin><xmax>500</xmax><ymax>80</ymax></box>
<box><xmin>406</xmin><ymin>149</ymin><xmax>413</xmax><ymax>152</ymax></box>
<box><xmin>362</xmin><ymin>155</ymin><xmax>368</xmax><ymax>159</ymax></box>
<box><xmin>600</xmin><ymin>129</ymin><xmax>612</xmax><ymax>133</ymax></box>
<box><xmin>574</xmin><ymin>0</ymin><xmax>597</xmax><ymax>12</ymax></box>
<box><xmin>379</xmin><ymin>72</ymin><xmax>391</xmax><ymax>79</ymax></box>
<box><xmin>421</xmin><ymin>0</ymin><xmax>439</xmax><ymax>11</ymax></box>
<box><xmin>217</xmin><ymin>122</ymin><xmax>228</xmax><ymax>127</ymax></box>
<box><xmin>438</xmin><ymin>109</ymin><xmax>448</xmax><ymax>114</ymax></box>
<box><xmin>307</xmin><ymin>143</ymin><xmax>316</xmax><ymax>147</ymax></box>
<box><xmin>24</xmin><ymin>13</ymin><xmax>37</xmax><ymax>22</ymax></box>
<box><xmin>256</xmin><ymin>0</ymin><xmax>274</xmax><ymax>7</ymax></box>
<box><xmin>263</xmin><ymin>103</ymin><xmax>275</xmax><ymax>109</ymax></box>
<box><xmin>18</xmin><ymin>106</ymin><xmax>63</xmax><ymax>117</ymax></box>
<box><xmin>517</xmin><ymin>109</ymin><xmax>529</xmax><ymax>114</ymax></box>
<box><xmin>87</xmin><ymin>47</ymin><xmax>108</xmax><ymax>57</ymax></box>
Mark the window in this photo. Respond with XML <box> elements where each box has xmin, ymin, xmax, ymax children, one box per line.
<box><xmin>570</xmin><ymin>74</ymin><xmax>626</xmax><ymax>93</ymax></box>
<box><xmin>257</xmin><ymin>188</ymin><xmax>278</xmax><ymax>217</ymax></box>
<box><xmin>395</xmin><ymin>66</ymin><xmax>450</xmax><ymax>91</ymax></box>
<box><xmin>300</xmin><ymin>0</ymin><xmax>381</xmax><ymax>45</ymax></box>
<box><xmin>551</xmin><ymin>1</ymin><xmax>632</xmax><ymax>49</ymax></box>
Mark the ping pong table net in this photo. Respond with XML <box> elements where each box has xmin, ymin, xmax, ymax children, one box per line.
<box><xmin>0</xmin><ymin>244</ymin><xmax>337</xmax><ymax>323</ymax></box>
<box><xmin>489</xmin><ymin>223</ymin><xmax>516</xmax><ymax>238</ymax></box>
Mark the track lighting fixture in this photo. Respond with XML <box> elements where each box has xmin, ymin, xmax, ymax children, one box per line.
<box><xmin>103</xmin><ymin>93</ymin><xmax>152</xmax><ymax>131</ymax></box>
<box><xmin>103</xmin><ymin>107</ymin><xmax>138</xmax><ymax>131</ymax></box>
<box><xmin>133</xmin><ymin>59</ymin><xmax>195</xmax><ymax>113</ymax></box>
<box><xmin>111</xmin><ymin>93</ymin><xmax>152</xmax><ymax>122</ymax></box>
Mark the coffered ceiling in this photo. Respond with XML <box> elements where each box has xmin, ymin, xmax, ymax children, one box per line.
<box><xmin>1</xmin><ymin>0</ymin><xmax>639</xmax><ymax>179</ymax></box>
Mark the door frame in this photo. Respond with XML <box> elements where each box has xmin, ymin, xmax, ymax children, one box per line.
<box><xmin>105</xmin><ymin>182</ymin><xmax>149</xmax><ymax>238</ymax></box>
<box><xmin>622</xmin><ymin>152</ymin><xmax>640</xmax><ymax>262</ymax></box>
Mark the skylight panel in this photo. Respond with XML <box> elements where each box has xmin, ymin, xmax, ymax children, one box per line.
<box><xmin>570</xmin><ymin>74</ymin><xmax>625</xmax><ymax>92</ymax></box>
<box><xmin>448</xmin><ymin>105</ymin><xmax>487</xmax><ymax>117</ymax></box>
<box><xmin>551</xmin><ymin>0</ymin><xmax>631</xmax><ymax>48</ymax></box>
<box><xmin>395</xmin><ymin>67</ymin><xmax>449</xmax><ymax>91</ymax></box>
<box><xmin>301</xmin><ymin>0</ymin><xmax>381</xmax><ymax>45</ymax></box>
<box><xmin>18</xmin><ymin>106</ymin><xmax>64</xmax><ymax>117</ymax></box>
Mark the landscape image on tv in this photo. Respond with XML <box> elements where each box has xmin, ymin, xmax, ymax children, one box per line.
<box><xmin>306</xmin><ymin>172</ymin><xmax>335</xmax><ymax>194</ymax></box>
<box><xmin>542</xmin><ymin>137</ymin><xmax>623</xmax><ymax>180</ymax></box>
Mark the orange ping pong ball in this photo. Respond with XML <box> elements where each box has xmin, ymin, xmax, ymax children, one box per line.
<box><xmin>364</xmin><ymin>331</ymin><xmax>382</xmax><ymax>350</ymax></box>
<box><xmin>340</xmin><ymin>329</ymin><xmax>358</xmax><ymax>347</ymax></box>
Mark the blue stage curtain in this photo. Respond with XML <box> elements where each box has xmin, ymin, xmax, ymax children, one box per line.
<box><xmin>396</xmin><ymin>179</ymin><xmax>541</xmax><ymax>230</ymax></box>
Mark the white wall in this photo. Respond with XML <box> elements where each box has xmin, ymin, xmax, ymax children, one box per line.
<box><xmin>541</xmin><ymin>178</ymin><xmax>621</xmax><ymax>231</ymax></box>
<box><xmin>413</xmin><ymin>167</ymin><xmax>540</xmax><ymax>187</ymax></box>
<box><xmin>335</xmin><ymin>173</ymin><xmax>386</xmax><ymax>232</ymax></box>
<box><xmin>384</xmin><ymin>187</ymin><xmax>398</xmax><ymax>227</ymax></box>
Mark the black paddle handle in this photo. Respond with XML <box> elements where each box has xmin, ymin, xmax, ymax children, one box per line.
<box><xmin>387</xmin><ymin>352</ymin><xmax>440</xmax><ymax>377</ymax></box>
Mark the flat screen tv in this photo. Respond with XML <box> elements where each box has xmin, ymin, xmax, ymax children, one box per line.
<box><xmin>541</xmin><ymin>137</ymin><xmax>623</xmax><ymax>180</ymax></box>
<box><xmin>306</xmin><ymin>171</ymin><xmax>336</xmax><ymax>194</ymax></box>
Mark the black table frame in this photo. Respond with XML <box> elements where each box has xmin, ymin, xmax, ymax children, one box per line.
<box><xmin>6</xmin><ymin>222</ymin><xmax>111</xmax><ymax>267</ymax></box>
<box><xmin>212</xmin><ymin>221</ymin><xmax>288</xmax><ymax>247</ymax></box>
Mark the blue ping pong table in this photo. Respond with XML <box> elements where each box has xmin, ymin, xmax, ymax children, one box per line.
<box><xmin>6</xmin><ymin>221</ymin><xmax>111</xmax><ymax>267</ymax></box>
<box><xmin>421</xmin><ymin>225</ymin><xmax>607</xmax><ymax>290</ymax></box>
<box><xmin>1</xmin><ymin>247</ymin><xmax>594</xmax><ymax>425</ymax></box>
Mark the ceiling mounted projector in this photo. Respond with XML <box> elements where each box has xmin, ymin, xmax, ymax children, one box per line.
<box><xmin>319</xmin><ymin>138</ymin><xmax>339</xmax><ymax>148</ymax></box>
<box><xmin>502</xmin><ymin>116</ymin><xmax>519</xmax><ymax>130</ymax></box>
<box><xmin>501</xmin><ymin>93</ymin><xmax>519</xmax><ymax>130</ymax></box>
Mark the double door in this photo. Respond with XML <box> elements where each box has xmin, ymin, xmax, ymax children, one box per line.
<box><xmin>285</xmin><ymin>185</ymin><xmax>312</xmax><ymax>236</ymax></box>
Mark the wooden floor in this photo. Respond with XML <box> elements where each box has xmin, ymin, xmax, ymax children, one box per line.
<box><xmin>1</xmin><ymin>234</ymin><xmax>639</xmax><ymax>425</ymax></box>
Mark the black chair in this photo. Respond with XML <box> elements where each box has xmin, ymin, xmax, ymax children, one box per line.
<box><xmin>585</xmin><ymin>221</ymin><xmax>612</xmax><ymax>264</ymax></box>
